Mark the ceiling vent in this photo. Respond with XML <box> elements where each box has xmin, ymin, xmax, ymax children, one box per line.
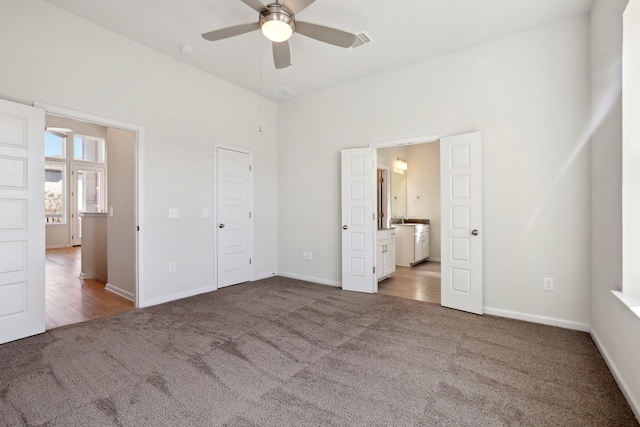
<box><xmin>269</xmin><ymin>87</ymin><xmax>299</xmax><ymax>100</ymax></box>
<box><xmin>351</xmin><ymin>32</ymin><xmax>373</xmax><ymax>49</ymax></box>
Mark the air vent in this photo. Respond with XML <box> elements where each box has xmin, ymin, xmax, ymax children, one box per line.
<box><xmin>351</xmin><ymin>31</ymin><xmax>373</xmax><ymax>49</ymax></box>
<box><xmin>269</xmin><ymin>87</ymin><xmax>299</xmax><ymax>100</ymax></box>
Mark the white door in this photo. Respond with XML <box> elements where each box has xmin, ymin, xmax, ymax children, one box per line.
<box><xmin>440</xmin><ymin>132</ymin><xmax>483</xmax><ymax>314</ymax></box>
<box><xmin>0</xmin><ymin>99</ymin><xmax>45</xmax><ymax>344</ymax></box>
<box><xmin>341</xmin><ymin>148</ymin><xmax>376</xmax><ymax>293</ymax></box>
<box><xmin>71</xmin><ymin>163</ymin><xmax>106</xmax><ymax>246</ymax></box>
<box><xmin>216</xmin><ymin>147</ymin><xmax>251</xmax><ymax>288</ymax></box>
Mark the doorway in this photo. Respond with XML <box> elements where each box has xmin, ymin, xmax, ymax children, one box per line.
<box><xmin>376</xmin><ymin>142</ymin><xmax>442</xmax><ymax>304</ymax></box>
<box><xmin>341</xmin><ymin>131</ymin><xmax>484</xmax><ymax>315</ymax></box>
<box><xmin>37</xmin><ymin>102</ymin><xmax>145</xmax><ymax>329</ymax></box>
<box><xmin>215</xmin><ymin>145</ymin><xmax>253</xmax><ymax>289</ymax></box>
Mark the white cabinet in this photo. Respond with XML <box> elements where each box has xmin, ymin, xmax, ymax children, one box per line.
<box><xmin>396</xmin><ymin>224</ymin><xmax>430</xmax><ymax>267</ymax></box>
<box><xmin>376</xmin><ymin>228</ymin><xmax>396</xmax><ymax>281</ymax></box>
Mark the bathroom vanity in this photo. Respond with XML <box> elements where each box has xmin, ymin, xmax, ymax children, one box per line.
<box><xmin>376</xmin><ymin>228</ymin><xmax>396</xmax><ymax>281</ymax></box>
<box><xmin>395</xmin><ymin>223</ymin><xmax>430</xmax><ymax>267</ymax></box>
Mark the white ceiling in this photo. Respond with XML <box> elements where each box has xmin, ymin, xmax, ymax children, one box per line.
<box><xmin>43</xmin><ymin>0</ymin><xmax>593</xmax><ymax>100</ymax></box>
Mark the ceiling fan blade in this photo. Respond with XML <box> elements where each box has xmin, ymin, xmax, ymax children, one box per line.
<box><xmin>282</xmin><ymin>0</ymin><xmax>316</xmax><ymax>15</ymax></box>
<box><xmin>239</xmin><ymin>0</ymin><xmax>267</xmax><ymax>13</ymax></box>
<box><xmin>202</xmin><ymin>22</ymin><xmax>260</xmax><ymax>41</ymax></box>
<box><xmin>273</xmin><ymin>41</ymin><xmax>292</xmax><ymax>69</ymax></box>
<box><xmin>295</xmin><ymin>21</ymin><xmax>356</xmax><ymax>48</ymax></box>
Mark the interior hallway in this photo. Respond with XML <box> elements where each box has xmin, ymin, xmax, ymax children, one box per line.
<box><xmin>46</xmin><ymin>247</ymin><xmax>133</xmax><ymax>330</ymax></box>
<box><xmin>378</xmin><ymin>261</ymin><xmax>441</xmax><ymax>304</ymax></box>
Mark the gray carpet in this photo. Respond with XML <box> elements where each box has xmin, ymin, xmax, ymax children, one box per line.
<box><xmin>0</xmin><ymin>277</ymin><xmax>636</xmax><ymax>426</ymax></box>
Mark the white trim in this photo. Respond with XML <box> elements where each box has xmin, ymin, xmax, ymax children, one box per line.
<box><xmin>591</xmin><ymin>327</ymin><xmax>640</xmax><ymax>421</ymax></box>
<box><xmin>483</xmin><ymin>306</ymin><xmax>590</xmax><ymax>332</ymax></box>
<box><xmin>278</xmin><ymin>271</ymin><xmax>341</xmax><ymax>288</ymax></box>
<box><xmin>252</xmin><ymin>272</ymin><xmax>277</xmax><ymax>281</ymax></box>
<box><xmin>144</xmin><ymin>285</ymin><xmax>216</xmax><ymax>308</ymax></box>
<box><xmin>427</xmin><ymin>257</ymin><xmax>441</xmax><ymax>263</ymax></box>
<box><xmin>612</xmin><ymin>290</ymin><xmax>640</xmax><ymax>318</ymax></box>
<box><xmin>213</xmin><ymin>143</ymin><xmax>254</xmax><ymax>290</ymax></box>
<box><xmin>105</xmin><ymin>283</ymin><xmax>134</xmax><ymax>302</ymax></box>
<box><xmin>369</xmin><ymin>132</ymin><xmax>448</xmax><ymax>149</ymax></box>
<box><xmin>35</xmin><ymin>102</ymin><xmax>146</xmax><ymax>308</ymax></box>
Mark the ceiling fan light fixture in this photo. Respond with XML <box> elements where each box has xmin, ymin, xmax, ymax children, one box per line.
<box><xmin>260</xmin><ymin>6</ymin><xmax>295</xmax><ymax>42</ymax></box>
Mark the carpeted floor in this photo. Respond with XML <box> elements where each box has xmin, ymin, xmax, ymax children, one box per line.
<box><xmin>0</xmin><ymin>277</ymin><xmax>636</xmax><ymax>426</ymax></box>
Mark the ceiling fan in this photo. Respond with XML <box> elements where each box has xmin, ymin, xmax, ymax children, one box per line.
<box><xmin>201</xmin><ymin>0</ymin><xmax>357</xmax><ymax>69</ymax></box>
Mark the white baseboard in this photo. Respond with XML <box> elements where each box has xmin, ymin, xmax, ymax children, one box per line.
<box><xmin>105</xmin><ymin>283</ymin><xmax>135</xmax><ymax>302</ymax></box>
<box><xmin>46</xmin><ymin>244</ymin><xmax>71</xmax><ymax>249</ymax></box>
<box><xmin>483</xmin><ymin>306</ymin><xmax>590</xmax><ymax>332</ymax></box>
<box><xmin>252</xmin><ymin>272</ymin><xmax>278</xmax><ymax>281</ymax></box>
<box><xmin>427</xmin><ymin>257</ymin><xmax>441</xmax><ymax>263</ymax></box>
<box><xmin>278</xmin><ymin>271</ymin><xmax>341</xmax><ymax>288</ymax></box>
<box><xmin>591</xmin><ymin>328</ymin><xmax>640</xmax><ymax>421</ymax></box>
<box><xmin>143</xmin><ymin>285</ymin><xmax>216</xmax><ymax>308</ymax></box>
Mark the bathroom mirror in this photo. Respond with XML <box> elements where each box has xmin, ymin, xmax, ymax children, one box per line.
<box><xmin>391</xmin><ymin>171</ymin><xmax>407</xmax><ymax>219</ymax></box>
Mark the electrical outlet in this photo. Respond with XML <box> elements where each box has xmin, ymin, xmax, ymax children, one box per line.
<box><xmin>202</xmin><ymin>208</ymin><xmax>209</xmax><ymax>218</ymax></box>
<box><xmin>169</xmin><ymin>261</ymin><xmax>176</xmax><ymax>273</ymax></box>
<box><xmin>302</xmin><ymin>251</ymin><xmax>307</xmax><ymax>260</ymax></box>
<box><xmin>169</xmin><ymin>208</ymin><xmax>179</xmax><ymax>219</ymax></box>
<box><xmin>543</xmin><ymin>277</ymin><xmax>554</xmax><ymax>291</ymax></box>
<box><xmin>308</xmin><ymin>251</ymin><xmax>312</xmax><ymax>261</ymax></box>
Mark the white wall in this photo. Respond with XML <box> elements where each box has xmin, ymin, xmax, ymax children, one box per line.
<box><xmin>0</xmin><ymin>0</ymin><xmax>279</xmax><ymax>306</ymax></box>
<box><xmin>278</xmin><ymin>16</ymin><xmax>592</xmax><ymax>326</ymax></box>
<box><xmin>590</xmin><ymin>0</ymin><xmax>640</xmax><ymax>418</ymax></box>
<box><xmin>106</xmin><ymin>127</ymin><xmax>136</xmax><ymax>299</ymax></box>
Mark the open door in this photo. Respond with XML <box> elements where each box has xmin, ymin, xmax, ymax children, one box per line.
<box><xmin>0</xmin><ymin>99</ymin><xmax>45</xmax><ymax>344</ymax></box>
<box><xmin>341</xmin><ymin>148</ymin><xmax>376</xmax><ymax>293</ymax></box>
<box><xmin>440</xmin><ymin>132</ymin><xmax>483</xmax><ymax>314</ymax></box>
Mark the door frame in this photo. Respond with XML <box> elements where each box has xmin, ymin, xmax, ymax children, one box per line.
<box><xmin>213</xmin><ymin>143</ymin><xmax>254</xmax><ymax>290</ymax></box>
<box><xmin>368</xmin><ymin>131</ymin><xmax>483</xmax><ymax>312</ymax></box>
<box><xmin>70</xmin><ymin>162</ymin><xmax>108</xmax><ymax>246</ymax></box>
<box><xmin>35</xmin><ymin>102</ymin><xmax>146</xmax><ymax>308</ymax></box>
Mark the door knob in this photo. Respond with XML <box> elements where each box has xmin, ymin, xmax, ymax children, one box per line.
<box><xmin>471</xmin><ymin>229</ymin><xmax>479</xmax><ymax>236</ymax></box>
<box><xmin>219</xmin><ymin>224</ymin><xmax>225</xmax><ymax>229</ymax></box>
<box><xmin>343</xmin><ymin>225</ymin><xmax>348</xmax><ymax>230</ymax></box>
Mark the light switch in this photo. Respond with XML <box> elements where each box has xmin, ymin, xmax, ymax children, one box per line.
<box><xmin>109</xmin><ymin>207</ymin><xmax>114</xmax><ymax>217</ymax></box>
<box><xmin>203</xmin><ymin>208</ymin><xmax>209</xmax><ymax>218</ymax></box>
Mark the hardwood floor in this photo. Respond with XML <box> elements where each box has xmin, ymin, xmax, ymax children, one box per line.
<box><xmin>46</xmin><ymin>247</ymin><xmax>134</xmax><ymax>330</ymax></box>
<box><xmin>378</xmin><ymin>261</ymin><xmax>441</xmax><ymax>304</ymax></box>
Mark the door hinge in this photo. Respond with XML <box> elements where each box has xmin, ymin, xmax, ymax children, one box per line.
<box><xmin>249</xmin><ymin>212</ymin><xmax>252</xmax><ymax>218</ymax></box>
<box><xmin>249</xmin><ymin>258</ymin><xmax>252</xmax><ymax>265</ymax></box>
<box><xmin>373</xmin><ymin>213</ymin><xmax>376</xmax><ymax>220</ymax></box>
<box><xmin>137</xmin><ymin>226</ymin><xmax>140</xmax><ymax>231</ymax></box>
<box><xmin>379</xmin><ymin>178</ymin><xmax>384</xmax><ymax>183</ymax></box>
<box><xmin>249</xmin><ymin>165</ymin><xmax>252</xmax><ymax>172</ymax></box>
<box><xmin>373</xmin><ymin>266</ymin><xmax>376</xmax><ymax>274</ymax></box>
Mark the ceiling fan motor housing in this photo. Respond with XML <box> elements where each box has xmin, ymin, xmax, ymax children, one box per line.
<box><xmin>260</xmin><ymin>4</ymin><xmax>296</xmax><ymax>42</ymax></box>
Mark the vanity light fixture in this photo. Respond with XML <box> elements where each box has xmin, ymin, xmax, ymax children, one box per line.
<box><xmin>394</xmin><ymin>158</ymin><xmax>408</xmax><ymax>174</ymax></box>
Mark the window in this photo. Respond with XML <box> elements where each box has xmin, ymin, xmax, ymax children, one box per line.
<box><xmin>45</xmin><ymin>132</ymin><xmax>65</xmax><ymax>158</ymax></box>
<box><xmin>44</xmin><ymin>162</ymin><xmax>66</xmax><ymax>224</ymax></box>
<box><xmin>74</xmin><ymin>135</ymin><xmax>105</xmax><ymax>163</ymax></box>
